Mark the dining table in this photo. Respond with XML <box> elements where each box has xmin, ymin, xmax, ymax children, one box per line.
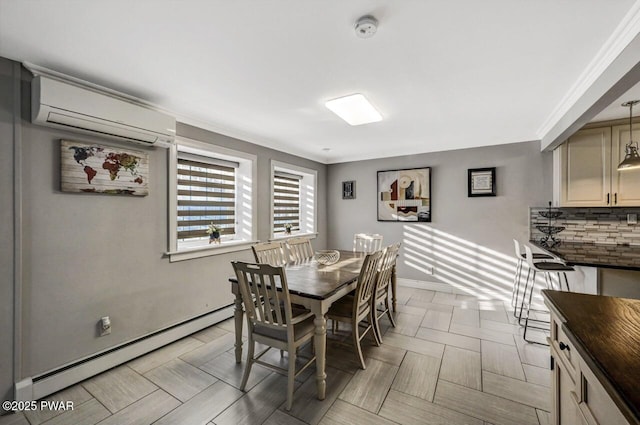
<box><xmin>229</xmin><ymin>249</ymin><xmax>398</xmax><ymax>400</ymax></box>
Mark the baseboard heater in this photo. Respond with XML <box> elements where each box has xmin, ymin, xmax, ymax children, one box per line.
<box><xmin>15</xmin><ymin>304</ymin><xmax>234</xmax><ymax>402</ymax></box>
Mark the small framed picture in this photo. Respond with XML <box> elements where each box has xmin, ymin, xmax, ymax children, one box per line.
<box><xmin>468</xmin><ymin>167</ymin><xmax>496</xmax><ymax>197</ymax></box>
<box><xmin>342</xmin><ymin>180</ymin><xmax>356</xmax><ymax>199</ymax></box>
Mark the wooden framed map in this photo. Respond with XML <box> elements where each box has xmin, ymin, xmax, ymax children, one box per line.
<box><xmin>61</xmin><ymin>140</ymin><xmax>149</xmax><ymax>196</ymax></box>
<box><xmin>377</xmin><ymin>167</ymin><xmax>431</xmax><ymax>222</ymax></box>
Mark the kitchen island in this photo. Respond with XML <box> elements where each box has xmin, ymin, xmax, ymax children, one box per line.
<box><xmin>531</xmin><ymin>241</ymin><xmax>640</xmax><ymax>271</ymax></box>
<box><xmin>543</xmin><ymin>290</ymin><xmax>640</xmax><ymax>425</ymax></box>
<box><xmin>531</xmin><ymin>241</ymin><xmax>640</xmax><ymax>298</ymax></box>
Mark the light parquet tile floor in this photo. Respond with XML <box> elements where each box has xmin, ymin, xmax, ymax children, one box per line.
<box><xmin>1</xmin><ymin>285</ymin><xmax>552</xmax><ymax>425</ymax></box>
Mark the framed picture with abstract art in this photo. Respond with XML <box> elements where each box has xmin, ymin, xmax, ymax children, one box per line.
<box><xmin>377</xmin><ymin>167</ymin><xmax>431</xmax><ymax>222</ymax></box>
<box><xmin>468</xmin><ymin>167</ymin><xmax>496</xmax><ymax>197</ymax></box>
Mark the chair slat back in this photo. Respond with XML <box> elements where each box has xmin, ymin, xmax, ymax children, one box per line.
<box><xmin>353</xmin><ymin>233</ymin><xmax>384</xmax><ymax>253</ymax></box>
<box><xmin>252</xmin><ymin>242</ymin><xmax>288</xmax><ymax>266</ymax></box>
<box><xmin>232</xmin><ymin>262</ymin><xmax>292</xmax><ymax>331</ymax></box>
<box><xmin>286</xmin><ymin>237</ymin><xmax>314</xmax><ymax>262</ymax></box>
<box><xmin>376</xmin><ymin>243</ymin><xmax>400</xmax><ymax>295</ymax></box>
<box><xmin>513</xmin><ymin>239</ymin><xmax>522</xmax><ymax>258</ymax></box>
<box><xmin>353</xmin><ymin>251</ymin><xmax>383</xmax><ymax>317</ymax></box>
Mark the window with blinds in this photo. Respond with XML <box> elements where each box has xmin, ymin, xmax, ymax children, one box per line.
<box><xmin>273</xmin><ymin>171</ymin><xmax>301</xmax><ymax>234</ymax></box>
<box><xmin>177</xmin><ymin>152</ymin><xmax>238</xmax><ymax>242</ymax></box>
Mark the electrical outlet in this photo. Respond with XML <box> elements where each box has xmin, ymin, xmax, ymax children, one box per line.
<box><xmin>628</xmin><ymin>214</ymin><xmax>637</xmax><ymax>225</ymax></box>
<box><xmin>100</xmin><ymin>316</ymin><xmax>111</xmax><ymax>336</ymax></box>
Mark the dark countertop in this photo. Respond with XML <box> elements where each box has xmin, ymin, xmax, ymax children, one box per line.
<box><xmin>542</xmin><ymin>290</ymin><xmax>640</xmax><ymax>425</ymax></box>
<box><xmin>530</xmin><ymin>240</ymin><xmax>640</xmax><ymax>271</ymax></box>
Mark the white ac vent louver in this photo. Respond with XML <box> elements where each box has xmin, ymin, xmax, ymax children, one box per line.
<box><xmin>32</xmin><ymin>75</ymin><xmax>175</xmax><ymax>146</ymax></box>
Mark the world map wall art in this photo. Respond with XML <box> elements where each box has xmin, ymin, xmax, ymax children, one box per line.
<box><xmin>377</xmin><ymin>167</ymin><xmax>431</xmax><ymax>222</ymax></box>
<box><xmin>61</xmin><ymin>140</ymin><xmax>149</xmax><ymax>196</ymax></box>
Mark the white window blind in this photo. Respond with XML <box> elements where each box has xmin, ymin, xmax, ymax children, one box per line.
<box><xmin>273</xmin><ymin>171</ymin><xmax>301</xmax><ymax>234</ymax></box>
<box><xmin>177</xmin><ymin>152</ymin><xmax>237</xmax><ymax>241</ymax></box>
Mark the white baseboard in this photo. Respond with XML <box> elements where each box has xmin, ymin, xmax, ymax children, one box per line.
<box><xmin>15</xmin><ymin>305</ymin><xmax>233</xmax><ymax>401</ymax></box>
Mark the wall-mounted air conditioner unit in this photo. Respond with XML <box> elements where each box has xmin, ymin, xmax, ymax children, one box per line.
<box><xmin>32</xmin><ymin>75</ymin><xmax>176</xmax><ymax>146</ymax></box>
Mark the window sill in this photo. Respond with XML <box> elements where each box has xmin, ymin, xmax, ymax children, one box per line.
<box><xmin>166</xmin><ymin>240</ymin><xmax>257</xmax><ymax>262</ymax></box>
<box><xmin>268</xmin><ymin>232</ymin><xmax>318</xmax><ymax>242</ymax></box>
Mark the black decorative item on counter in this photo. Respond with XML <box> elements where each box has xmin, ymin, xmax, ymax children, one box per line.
<box><xmin>537</xmin><ymin>201</ymin><xmax>565</xmax><ymax>247</ymax></box>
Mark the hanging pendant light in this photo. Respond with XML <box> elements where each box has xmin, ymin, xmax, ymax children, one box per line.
<box><xmin>617</xmin><ymin>100</ymin><xmax>640</xmax><ymax>171</ymax></box>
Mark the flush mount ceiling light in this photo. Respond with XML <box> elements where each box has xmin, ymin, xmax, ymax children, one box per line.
<box><xmin>325</xmin><ymin>94</ymin><xmax>382</xmax><ymax>126</ymax></box>
<box><xmin>617</xmin><ymin>100</ymin><xmax>640</xmax><ymax>171</ymax></box>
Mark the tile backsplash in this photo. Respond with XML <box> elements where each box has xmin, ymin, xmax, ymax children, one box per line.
<box><xmin>530</xmin><ymin>207</ymin><xmax>640</xmax><ymax>245</ymax></box>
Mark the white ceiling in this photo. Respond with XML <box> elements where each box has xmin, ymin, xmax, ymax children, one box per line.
<box><xmin>0</xmin><ymin>0</ymin><xmax>638</xmax><ymax>163</ymax></box>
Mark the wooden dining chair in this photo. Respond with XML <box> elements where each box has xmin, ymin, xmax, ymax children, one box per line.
<box><xmin>286</xmin><ymin>237</ymin><xmax>314</xmax><ymax>262</ymax></box>
<box><xmin>326</xmin><ymin>250</ymin><xmax>383</xmax><ymax>369</ymax></box>
<box><xmin>252</xmin><ymin>241</ymin><xmax>288</xmax><ymax>265</ymax></box>
<box><xmin>353</xmin><ymin>233</ymin><xmax>383</xmax><ymax>253</ymax></box>
<box><xmin>231</xmin><ymin>261</ymin><xmax>316</xmax><ymax>411</ymax></box>
<box><xmin>371</xmin><ymin>243</ymin><xmax>401</xmax><ymax>344</ymax></box>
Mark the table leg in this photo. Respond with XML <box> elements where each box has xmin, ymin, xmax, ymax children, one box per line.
<box><xmin>391</xmin><ymin>264</ymin><xmax>397</xmax><ymax>312</ymax></box>
<box><xmin>233</xmin><ymin>290</ymin><xmax>244</xmax><ymax>364</ymax></box>
<box><xmin>313</xmin><ymin>314</ymin><xmax>327</xmax><ymax>400</ymax></box>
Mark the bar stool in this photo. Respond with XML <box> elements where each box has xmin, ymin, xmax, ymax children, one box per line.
<box><xmin>519</xmin><ymin>245</ymin><xmax>574</xmax><ymax>344</ymax></box>
<box><xmin>511</xmin><ymin>239</ymin><xmax>554</xmax><ymax>318</ymax></box>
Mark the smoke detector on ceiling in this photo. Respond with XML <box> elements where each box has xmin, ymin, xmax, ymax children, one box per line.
<box><xmin>355</xmin><ymin>15</ymin><xmax>378</xmax><ymax>39</ymax></box>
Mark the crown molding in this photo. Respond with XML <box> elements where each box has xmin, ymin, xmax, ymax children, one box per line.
<box><xmin>537</xmin><ymin>0</ymin><xmax>640</xmax><ymax>139</ymax></box>
<box><xmin>172</xmin><ymin>114</ymin><xmax>329</xmax><ymax>164</ymax></box>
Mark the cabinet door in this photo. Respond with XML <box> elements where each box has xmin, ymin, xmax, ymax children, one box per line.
<box><xmin>560</xmin><ymin>128</ymin><xmax>611</xmax><ymax>206</ymax></box>
<box><xmin>611</xmin><ymin>123</ymin><xmax>640</xmax><ymax>206</ymax></box>
<box><xmin>560</xmin><ymin>127</ymin><xmax>612</xmax><ymax>207</ymax></box>
<box><xmin>552</xmin><ymin>352</ymin><xmax>579</xmax><ymax>425</ymax></box>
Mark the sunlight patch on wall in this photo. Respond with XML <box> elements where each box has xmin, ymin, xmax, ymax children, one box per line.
<box><xmin>402</xmin><ymin>225</ymin><xmax>546</xmax><ymax>304</ymax></box>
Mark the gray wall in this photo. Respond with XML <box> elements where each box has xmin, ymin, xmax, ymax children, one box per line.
<box><xmin>0</xmin><ymin>59</ymin><xmax>17</xmax><ymax>409</ymax></box>
<box><xmin>8</xmin><ymin>61</ymin><xmax>327</xmax><ymax>381</ymax></box>
<box><xmin>327</xmin><ymin>141</ymin><xmax>553</xmax><ymax>301</ymax></box>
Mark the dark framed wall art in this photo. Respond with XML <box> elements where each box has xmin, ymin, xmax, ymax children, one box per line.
<box><xmin>377</xmin><ymin>167</ymin><xmax>431</xmax><ymax>222</ymax></box>
<box><xmin>468</xmin><ymin>167</ymin><xmax>496</xmax><ymax>197</ymax></box>
<box><xmin>342</xmin><ymin>180</ymin><xmax>356</xmax><ymax>199</ymax></box>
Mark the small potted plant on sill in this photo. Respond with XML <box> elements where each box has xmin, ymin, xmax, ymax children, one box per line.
<box><xmin>206</xmin><ymin>223</ymin><xmax>222</xmax><ymax>244</ymax></box>
<box><xmin>284</xmin><ymin>223</ymin><xmax>292</xmax><ymax>235</ymax></box>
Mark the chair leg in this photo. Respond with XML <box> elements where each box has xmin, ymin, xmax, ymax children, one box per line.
<box><xmin>511</xmin><ymin>258</ymin><xmax>523</xmax><ymax>307</ymax></box>
<box><xmin>523</xmin><ymin>314</ymin><xmax>550</xmax><ymax>346</ymax></box>
<box><xmin>371</xmin><ymin>305</ymin><xmax>382</xmax><ymax>346</ymax></box>
<box><xmin>517</xmin><ymin>269</ymin><xmax>533</xmax><ymax>324</ymax></box>
<box><xmin>369</xmin><ymin>310</ymin><xmax>380</xmax><ymax>347</ymax></box>
<box><xmin>352</xmin><ymin>320</ymin><xmax>366</xmax><ymax>369</ymax></box>
<box><xmin>385</xmin><ymin>297</ymin><xmax>396</xmax><ymax>327</ymax></box>
<box><xmin>240</xmin><ymin>339</ymin><xmax>255</xmax><ymax>391</ymax></box>
<box><xmin>514</xmin><ymin>266</ymin><xmax>530</xmax><ymax>318</ymax></box>
<box><xmin>285</xmin><ymin>347</ymin><xmax>296</xmax><ymax>411</ymax></box>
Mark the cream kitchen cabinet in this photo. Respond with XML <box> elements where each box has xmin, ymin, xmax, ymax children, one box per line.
<box><xmin>611</xmin><ymin>123</ymin><xmax>640</xmax><ymax>206</ymax></box>
<box><xmin>549</xmin><ymin>331</ymin><xmax>630</xmax><ymax>425</ymax></box>
<box><xmin>556</xmin><ymin>123</ymin><xmax>640</xmax><ymax>207</ymax></box>
<box><xmin>544</xmin><ymin>291</ymin><xmax>637</xmax><ymax>425</ymax></box>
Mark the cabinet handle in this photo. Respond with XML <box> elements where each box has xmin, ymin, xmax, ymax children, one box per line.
<box><xmin>559</xmin><ymin>341</ymin><xmax>570</xmax><ymax>351</ymax></box>
<box><xmin>615</xmin><ymin>193</ymin><xmax>618</xmax><ymax>204</ymax></box>
<box><xmin>607</xmin><ymin>193</ymin><xmax>610</xmax><ymax>205</ymax></box>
